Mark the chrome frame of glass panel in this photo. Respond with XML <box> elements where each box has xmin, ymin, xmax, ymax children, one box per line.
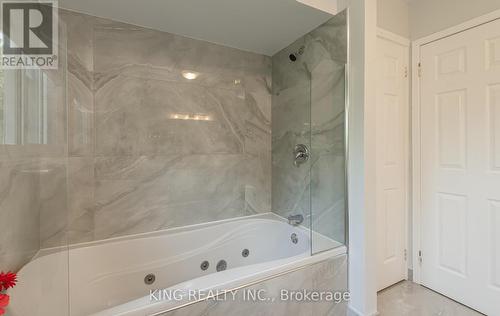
<box><xmin>344</xmin><ymin>7</ymin><xmax>350</xmax><ymax>252</ymax></box>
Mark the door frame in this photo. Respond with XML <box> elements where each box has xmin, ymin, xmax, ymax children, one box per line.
<box><xmin>411</xmin><ymin>8</ymin><xmax>500</xmax><ymax>284</ymax></box>
<box><xmin>376</xmin><ymin>28</ymin><xmax>410</xmax><ymax>290</ymax></box>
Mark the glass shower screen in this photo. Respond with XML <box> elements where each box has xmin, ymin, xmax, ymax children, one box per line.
<box><xmin>271</xmin><ymin>10</ymin><xmax>347</xmax><ymax>256</ymax></box>
<box><xmin>309</xmin><ymin>11</ymin><xmax>348</xmax><ymax>254</ymax></box>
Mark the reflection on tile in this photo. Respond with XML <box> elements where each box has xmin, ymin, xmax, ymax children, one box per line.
<box><xmin>0</xmin><ymin>9</ymin><xmax>73</xmax><ymax>271</ymax></box>
<box><xmin>0</xmin><ymin>159</ymin><xmax>40</xmax><ymax>271</ymax></box>
<box><xmin>163</xmin><ymin>255</ymin><xmax>348</xmax><ymax>316</ymax></box>
<box><xmin>93</xmin><ymin>30</ymin><xmax>271</xmax><ymax>157</ymax></box>
<box><xmin>95</xmin><ymin>77</ymin><xmax>246</xmax><ymax>156</ymax></box>
<box><xmin>378</xmin><ymin>281</ymin><xmax>484</xmax><ymax>316</ymax></box>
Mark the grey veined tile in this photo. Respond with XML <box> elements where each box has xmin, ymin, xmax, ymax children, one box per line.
<box><xmin>92</xmin><ymin>20</ymin><xmax>271</xmax><ymax>92</ymax></box>
<box><xmin>94</xmin><ymin>75</ymin><xmax>271</xmax><ymax>156</ymax></box>
<box><xmin>93</xmin><ymin>154</ymin><xmax>268</xmax><ymax>240</ymax></box>
<box><xmin>13</xmin><ymin>8</ymin><xmax>273</xmax><ymax>249</ymax></box>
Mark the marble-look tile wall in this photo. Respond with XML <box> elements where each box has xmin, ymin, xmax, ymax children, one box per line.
<box><xmin>1</xmin><ymin>7</ymin><xmax>272</xmax><ymax>268</ymax></box>
<box><xmin>2</xmin><ymin>7</ymin><xmax>346</xmax><ymax>271</ymax></box>
<box><xmin>161</xmin><ymin>254</ymin><xmax>348</xmax><ymax>316</ymax></box>
<box><xmin>46</xmin><ymin>9</ymin><xmax>271</xmax><ymax>246</ymax></box>
<box><xmin>0</xmin><ymin>18</ymin><xmax>69</xmax><ymax>269</ymax></box>
<box><xmin>272</xmin><ymin>11</ymin><xmax>347</xmax><ymax>251</ymax></box>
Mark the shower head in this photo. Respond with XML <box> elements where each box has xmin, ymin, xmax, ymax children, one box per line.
<box><xmin>289</xmin><ymin>45</ymin><xmax>305</xmax><ymax>62</ymax></box>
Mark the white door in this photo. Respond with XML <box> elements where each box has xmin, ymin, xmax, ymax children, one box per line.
<box><xmin>376</xmin><ymin>33</ymin><xmax>409</xmax><ymax>291</ymax></box>
<box><xmin>419</xmin><ymin>18</ymin><xmax>500</xmax><ymax>316</ymax></box>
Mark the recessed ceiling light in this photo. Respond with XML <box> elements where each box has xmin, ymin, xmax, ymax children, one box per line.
<box><xmin>182</xmin><ymin>71</ymin><xmax>199</xmax><ymax>80</ymax></box>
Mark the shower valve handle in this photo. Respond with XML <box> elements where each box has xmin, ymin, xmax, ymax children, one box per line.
<box><xmin>293</xmin><ymin>144</ymin><xmax>309</xmax><ymax>167</ymax></box>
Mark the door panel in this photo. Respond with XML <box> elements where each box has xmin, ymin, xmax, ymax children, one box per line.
<box><xmin>420</xmin><ymin>18</ymin><xmax>500</xmax><ymax>316</ymax></box>
<box><xmin>376</xmin><ymin>35</ymin><xmax>409</xmax><ymax>291</ymax></box>
<box><xmin>490</xmin><ymin>84</ymin><xmax>500</xmax><ymax>171</ymax></box>
<box><xmin>489</xmin><ymin>200</ymin><xmax>500</xmax><ymax>290</ymax></box>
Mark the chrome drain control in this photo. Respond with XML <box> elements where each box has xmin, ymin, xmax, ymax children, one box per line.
<box><xmin>144</xmin><ymin>273</ymin><xmax>156</xmax><ymax>285</ymax></box>
<box><xmin>242</xmin><ymin>249</ymin><xmax>250</xmax><ymax>257</ymax></box>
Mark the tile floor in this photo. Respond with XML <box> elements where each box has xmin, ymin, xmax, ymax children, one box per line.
<box><xmin>377</xmin><ymin>281</ymin><xmax>485</xmax><ymax>316</ymax></box>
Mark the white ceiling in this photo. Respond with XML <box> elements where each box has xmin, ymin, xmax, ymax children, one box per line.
<box><xmin>58</xmin><ymin>0</ymin><xmax>333</xmax><ymax>56</ymax></box>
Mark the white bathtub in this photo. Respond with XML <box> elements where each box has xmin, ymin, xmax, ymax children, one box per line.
<box><xmin>8</xmin><ymin>213</ymin><xmax>346</xmax><ymax>316</ymax></box>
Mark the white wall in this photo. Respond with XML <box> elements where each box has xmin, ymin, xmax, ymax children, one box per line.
<box><xmin>347</xmin><ymin>0</ymin><xmax>378</xmax><ymax>314</ymax></box>
<box><xmin>410</xmin><ymin>0</ymin><xmax>500</xmax><ymax>39</ymax></box>
<box><xmin>377</xmin><ymin>0</ymin><xmax>410</xmax><ymax>38</ymax></box>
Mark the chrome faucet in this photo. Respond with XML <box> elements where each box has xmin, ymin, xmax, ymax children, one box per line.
<box><xmin>287</xmin><ymin>214</ymin><xmax>304</xmax><ymax>226</ymax></box>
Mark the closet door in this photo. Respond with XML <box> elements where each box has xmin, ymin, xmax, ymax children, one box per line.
<box><xmin>419</xmin><ymin>18</ymin><xmax>500</xmax><ymax>316</ymax></box>
<box><xmin>376</xmin><ymin>33</ymin><xmax>409</xmax><ymax>291</ymax></box>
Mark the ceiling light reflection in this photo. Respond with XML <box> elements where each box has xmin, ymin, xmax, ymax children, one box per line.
<box><xmin>182</xmin><ymin>71</ymin><xmax>199</xmax><ymax>80</ymax></box>
<box><xmin>169</xmin><ymin>113</ymin><xmax>213</xmax><ymax>121</ymax></box>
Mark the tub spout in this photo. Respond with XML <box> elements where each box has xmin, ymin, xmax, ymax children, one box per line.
<box><xmin>287</xmin><ymin>214</ymin><xmax>304</xmax><ymax>226</ymax></box>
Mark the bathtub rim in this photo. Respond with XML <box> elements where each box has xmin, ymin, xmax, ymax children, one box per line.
<box><xmin>36</xmin><ymin>212</ymin><xmax>342</xmax><ymax>259</ymax></box>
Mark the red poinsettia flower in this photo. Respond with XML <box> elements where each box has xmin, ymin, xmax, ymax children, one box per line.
<box><xmin>0</xmin><ymin>286</ymin><xmax>12</xmax><ymax>315</ymax></box>
<box><xmin>0</xmin><ymin>272</ymin><xmax>17</xmax><ymax>291</ymax></box>
<box><xmin>0</xmin><ymin>294</ymin><xmax>9</xmax><ymax>307</ymax></box>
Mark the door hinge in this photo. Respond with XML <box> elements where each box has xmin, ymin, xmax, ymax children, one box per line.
<box><xmin>418</xmin><ymin>62</ymin><xmax>422</xmax><ymax>77</ymax></box>
<box><xmin>404</xmin><ymin>249</ymin><xmax>408</xmax><ymax>261</ymax></box>
<box><xmin>418</xmin><ymin>250</ymin><xmax>423</xmax><ymax>264</ymax></box>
